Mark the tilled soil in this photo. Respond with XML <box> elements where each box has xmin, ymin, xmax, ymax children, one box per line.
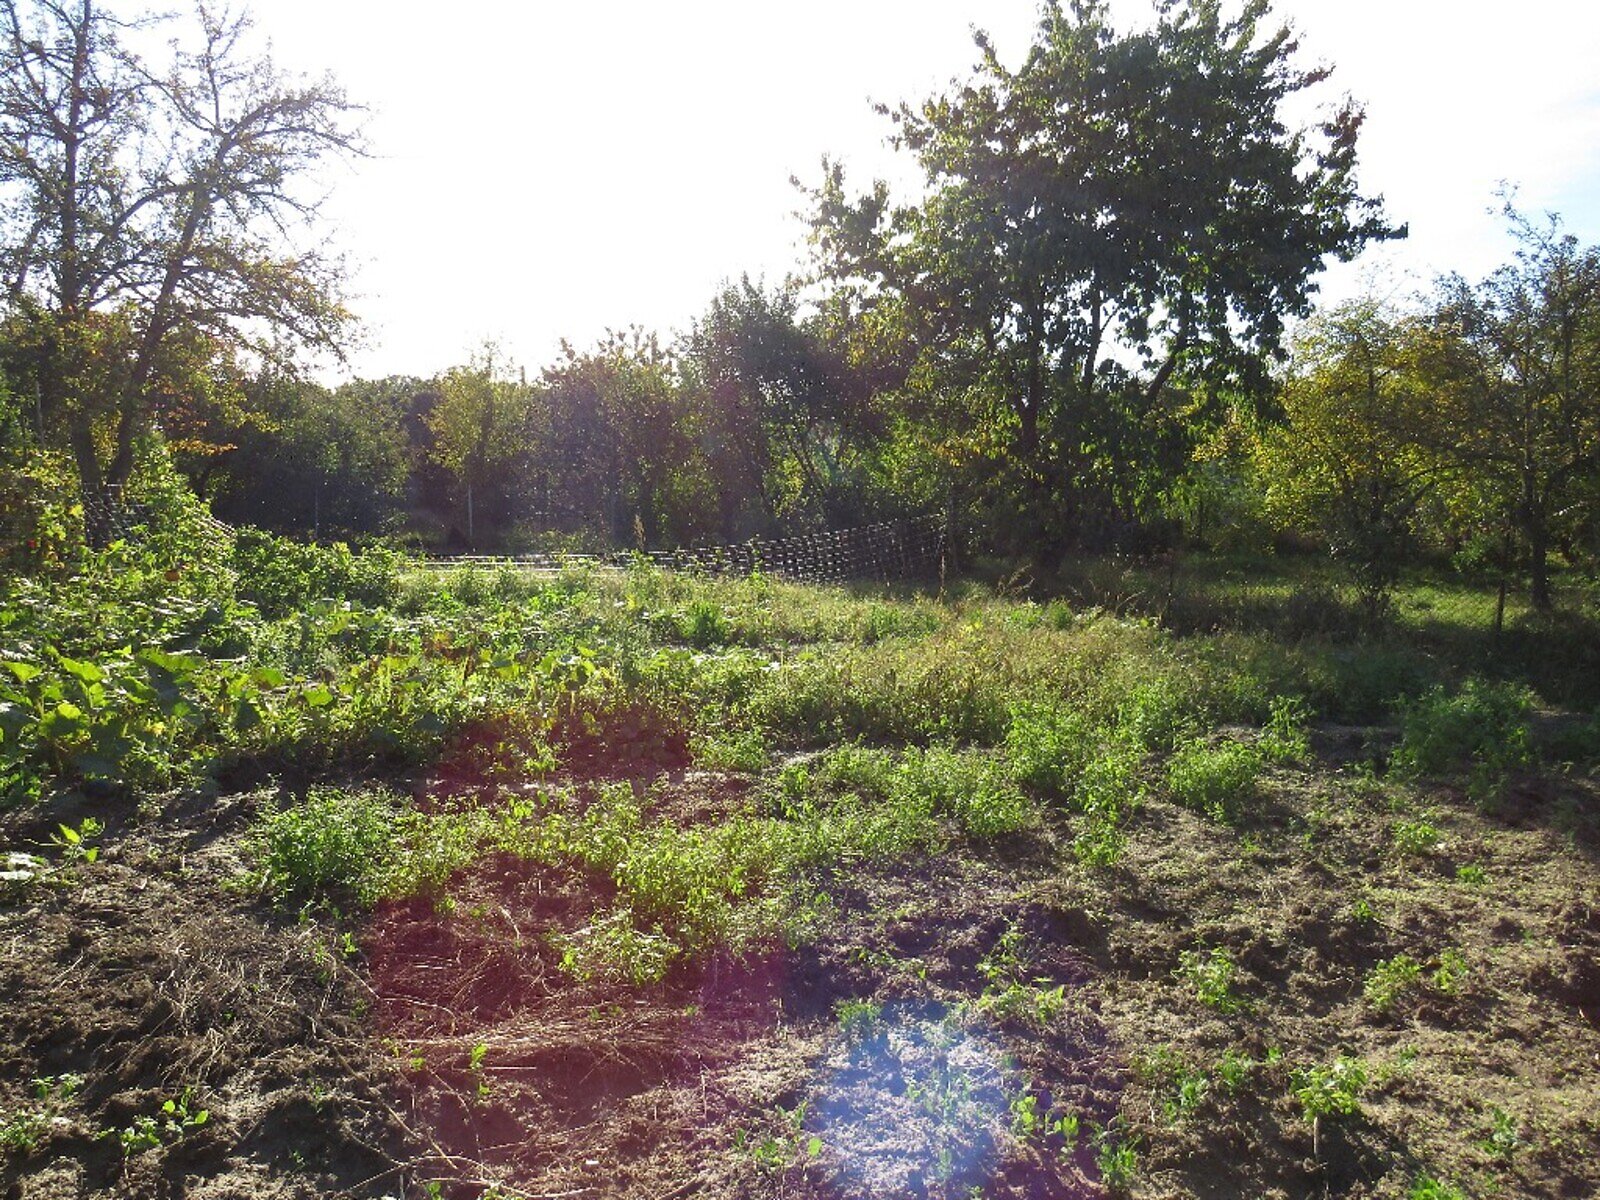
<box><xmin>2</xmin><ymin>747</ymin><xmax>1598</xmax><ymax>1200</ymax></box>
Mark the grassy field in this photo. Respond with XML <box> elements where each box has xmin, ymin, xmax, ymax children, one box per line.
<box><xmin>1</xmin><ymin>543</ymin><xmax>1598</xmax><ymax>1199</ymax></box>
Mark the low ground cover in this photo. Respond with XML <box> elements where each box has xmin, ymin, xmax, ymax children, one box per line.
<box><xmin>2</xmin><ymin>529</ymin><xmax>1597</xmax><ymax>1198</ymax></box>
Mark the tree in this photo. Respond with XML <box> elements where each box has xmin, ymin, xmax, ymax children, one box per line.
<box><xmin>206</xmin><ymin>372</ymin><xmax>410</xmax><ymax>538</ymax></box>
<box><xmin>800</xmin><ymin>0</ymin><xmax>1399</xmax><ymax>553</ymax></box>
<box><xmin>0</xmin><ymin>0</ymin><xmax>361</xmax><ymax>544</ymax></box>
<box><xmin>1256</xmin><ymin>300</ymin><xmax>1446</xmax><ymax>617</ymax></box>
<box><xmin>1425</xmin><ymin>208</ymin><xmax>1600</xmax><ymax>609</ymax></box>
<box><xmin>539</xmin><ymin>331</ymin><xmax>704</xmax><ymax>547</ymax></box>
<box><xmin>427</xmin><ymin>347</ymin><xmax>536</xmax><ymax>548</ymax></box>
<box><xmin>682</xmin><ymin>277</ymin><xmax>885</xmax><ymax>535</ymax></box>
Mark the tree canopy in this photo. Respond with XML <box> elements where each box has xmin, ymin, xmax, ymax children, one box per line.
<box><xmin>0</xmin><ymin>0</ymin><xmax>361</xmax><ymax>542</ymax></box>
<box><xmin>801</xmin><ymin>0</ymin><xmax>1400</xmax><ymax>552</ymax></box>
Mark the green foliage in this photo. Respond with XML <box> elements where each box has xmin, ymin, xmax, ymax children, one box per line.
<box><xmin>1392</xmin><ymin>680</ymin><xmax>1533</xmax><ymax>778</ymax></box>
<box><xmin>1256</xmin><ymin>300</ymin><xmax>1444</xmax><ymax>618</ymax></box>
<box><xmin>834</xmin><ymin>998</ymin><xmax>884</xmax><ymax>1044</ymax></box>
<box><xmin>1291</xmin><ymin>1056</ymin><xmax>1368</xmax><ymax>1122</ymax></box>
<box><xmin>894</xmin><ymin>746</ymin><xmax>1033</xmax><ymax>839</ymax></box>
<box><xmin>1260</xmin><ymin>695</ymin><xmax>1312</xmax><ymax>763</ymax></box>
<box><xmin>1006</xmin><ymin>703</ymin><xmax>1097</xmax><ymax>796</ymax></box>
<box><xmin>232</xmin><ymin>530</ymin><xmax>402</xmax><ymax>618</ymax></box>
<box><xmin>1175</xmin><ymin>946</ymin><xmax>1242</xmax><ymax>1013</ymax></box>
<box><xmin>1409</xmin><ymin>1175</ymin><xmax>1469</xmax><ymax>1200</ymax></box>
<box><xmin>114</xmin><ymin>1090</ymin><xmax>209</xmax><ymax>1157</ymax></box>
<box><xmin>1392</xmin><ymin>817</ymin><xmax>1442</xmax><ymax>858</ymax></box>
<box><xmin>1363</xmin><ymin>955</ymin><xmax>1423</xmax><ymax>1013</ymax></box>
<box><xmin>1165</xmin><ymin>739</ymin><xmax>1263</xmax><ymax>822</ymax></box>
<box><xmin>1092</xmin><ymin>1121</ymin><xmax>1138</xmax><ymax>1194</ymax></box>
<box><xmin>1479</xmin><ymin>1106</ymin><xmax>1522</xmax><ymax>1161</ymax></box>
<box><xmin>1432</xmin><ymin>948</ymin><xmax>1470</xmax><ymax>995</ymax></box>
<box><xmin>679</xmin><ymin>600</ymin><xmax>733</xmax><ymax>648</ymax></box>
<box><xmin>255</xmin><ymin>787</ymin><xmax>398</xmax><ymax>910</ymax></box>
<box><xmin>802</xmin><ymin>0</ymin><xmax>1395</xmax><ymax>555</ymax></box>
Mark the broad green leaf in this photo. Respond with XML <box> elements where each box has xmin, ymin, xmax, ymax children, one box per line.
<box><xmin>54</xmin><ymin>656</ymin><xmax>105</xmax><ymax>685</ymax></box>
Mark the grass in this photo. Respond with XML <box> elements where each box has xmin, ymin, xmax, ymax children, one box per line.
<box><xmin>5</xmin><ymin>529</ymin><xmax>1600</xmax><ymax>1199</ymax></box>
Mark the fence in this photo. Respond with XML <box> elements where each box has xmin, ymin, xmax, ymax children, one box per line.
<box><xmin>426</xmin><ymin>514</ymin><xmax>949</xmax><ymax>585</ymax></box>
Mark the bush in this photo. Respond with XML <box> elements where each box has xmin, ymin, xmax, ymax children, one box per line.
<box><xmin>1392</xmin><ymin>679</ymin><xmax>1533</xmax><ymax>777</ymax></box>
<box><xmin>895</xmin><ymin>746</ymin><xmax>1033</xmax><ymax>839</ymax></box>
<box><xmin>255</xmin><ymin>787</ymin><xmax>398</xmax><ymax>908</ymax></box>
<box><xmin>1165</xmin><ymin>739</ymin><xmax>1262</xmax><ymax>821</ymax></box>
<box><xmin>1006</xmin><ymin>704</ymin><xmax>1099</xmax><ymax>796</ymax></box>
<box><xmin>233</xmin><ymin>529</ymin><xmax>403</xmax><ymax>617</ymax></box>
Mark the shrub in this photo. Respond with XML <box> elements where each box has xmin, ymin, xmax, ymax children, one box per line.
<box><xmin>679</xmin><ymin>600</ymin><xmax>732</xmax><ymax>648</ymax></box>
<box><xmin>1392</xmin><ymin>679</ymin><xmax>1533</xmax><ymax>777</ymax></box>
<box><xmin>1260</xmin><ymin>695</ymin><xmax>1311</xmax><ymax>763</ymax></box>
<box><xmin>1175</xmin><ymin>946</ymin><xmax>1241</xmax><ymax>1012</ymax></box>
<box><xmin>896</xmin><ymin>746</ymin><xmax>1033</xmax><ymax>839</ymax></box>
<box><xmin>1165</xmin><ymin>739</ymin><xmax>1262</xmax><ymax>821</ymax></box>
<box><xmin>1291</xmin><ymin>1055</ymin><xmax>1367</xmax><ymax>1122</ymax></box>
<box><xmin>1116</xmin><ymin>678</ymin><xmax>1199</xmax><ymax>752</ymax></box>
<box><xmin>1006</xmin><ymin>703</ymin><xmax>1098</xmax><ymax>796</ymax></box>
<box><xmin>233</xmin><ymin>529</ymin><xmax>403</xmax><ymax>617</ymax></box>
<box><xmin>255</xmin><ymin>786</ymin><xmax>398</xmax><ymax>908</ymax></box>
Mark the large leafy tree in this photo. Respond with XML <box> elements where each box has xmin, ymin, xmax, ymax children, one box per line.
<box><xmin>539</xmin><ymin>331</ymin><xmax>701</xmax><ymax>546</ymax></box>
<box><xmin>1256</xmin><ymin>299</ymin><xmax>1447</xmax><ymax>615</ymax></box>
<box><xmin>427</xmin><ymin>347</ymin><xmax>537</xmax><ymax>548</ymax></box>
<box><xmin>1425</xmin><ymin>209</ymin><xmax>1600</xmax><ymax>609</ymax></box>
<box><xmin>682</xmin><ymin>278</ymin><xmax>886</xmax><ymax>535</ymax></box>
<box><xmin>207</xmin><ymin>372</ymin><xmax>411</xmax><ymax>538</ymax></box>
<box><xmin>802</xmin><ymin>0</ymin><xmax>1399</xmax><ymax>552</ymax></box>
<box><xmin>0</xmin><ymin>0</ymin><xmax>361</xmax><ymax>544</ymax></box>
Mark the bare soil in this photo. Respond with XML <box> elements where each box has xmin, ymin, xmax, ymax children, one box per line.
<box><xmin>2</xmin><ymin>741</ymin><xmax>1598</xmax><ymax>1199</ymax></box>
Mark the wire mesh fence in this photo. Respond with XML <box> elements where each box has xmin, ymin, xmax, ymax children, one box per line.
<box><xmin>425</xmin><ymin>514</ymin><xmax>950</xmax><ymax>585</ymax></box>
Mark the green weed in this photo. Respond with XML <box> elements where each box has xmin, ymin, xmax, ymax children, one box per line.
<box><xmin>1292</xmin><ymin>1055</ymin><xmax>1367</xmax><ymax>1157</ymax></box>
<box><xmin>1166</xmin><ymin>738</ymin><xmax>1262</xmax><ymax>821</ymax></box>
<box><xmin>114</xmin><ymin>1090</ymin><xmax>209</xmax><ymax>1157</ymax></box>
<box><xmin>733</xmin><ymin>1100</ymin><xmax>821</xmax><ymax>1174</ymax></box>
<box><xmin>254</xmin><ymin>787</ymin><xmax>398</xmax><ymax>909</ymax></box>
<box><xmin>1432</xmin><ymin>948</ymin><xmax>1469</xmax><ymax>995</ymax></box>
<box><xmin>1409</xmin><ymin>1175</ymin><xmax>1468</xmax><ymax>1200</ymax></box>
<box><xmin>0</xmin><ymin>1109</ymin><xmax>48</xmax><ymax>1155</ymax></box>
<box><xmin>1092</xmin><ymin>1121</ymin><xmax>1138</xmax><ymax>1193</ymax></box>
<box><xmin>976</xmin><ymin>925</ymin><xmax>1068</xmax><ymax>1027</ymax></box>
<box><xmin>1364</xmin><ymin>954</ymin><xmax>1423</xmax><ymax>1013</ymax></box>
<box><xmin>51</xmin><ymin>818</ymin><xmax>102</xmax><ymax>865</ymax></box>
<box><xmin>1392</xmin><ymin>817</ymin><xmax>1442</xmax><ymax>858</ymax></box>
<box><xmin>834</xmin><ymin>998</ymin><xmax>884</xmax><ymax>1044</ymax></box>
<box><xmin>1261</xmin><ymin>694</ymin><xmax>1312</xmax><ymax>763</ymax></box>
<box><xmin>1479</xmin><ymin>1105</ymin><xmax>1521</xmax><ymax>1161</ymax></box>
<box><xmin>1010</xmin><ymin>1091</ymin><xmax>1079</xmax><ymax>1148</ymax></box>
<box><xmin>1393</xmin><ymin>679</ymin><xmax>1533</xmax><ymax>777</ymax></box>
<box><xmin>895</xmin><ymin>746</ymin><xmax>1033</xmax><ymax>839</ymax></box>
<box><xmin>1006</xmin><ymin>703</ymin><xmax>1098</xmax><ymax>796</ymax></box>
<box><xmin>1175</xmin><ymin>945</ymin><xmax>1242</xmax><ymax>1012</ymax></box>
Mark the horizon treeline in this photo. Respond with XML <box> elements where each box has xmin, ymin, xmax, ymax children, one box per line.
<box><xmin>1</xmin><ymin>0</ymin><xmax>1598</xmax><ymax>614</ymax></box>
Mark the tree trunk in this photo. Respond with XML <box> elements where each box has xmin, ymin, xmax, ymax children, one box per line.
<box><xmin>1528</xmin><ymin>517</ymin><xmax>1551</xmax><ymax>611</ymax></box>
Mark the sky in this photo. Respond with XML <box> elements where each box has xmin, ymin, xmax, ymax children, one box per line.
<box><xmin>255</xmin><ymin>1</ymin><xmax>1600</xmax><ymax>382</ymax></box>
